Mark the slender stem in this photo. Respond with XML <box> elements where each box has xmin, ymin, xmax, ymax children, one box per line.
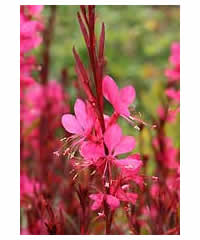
<box><xmin>76</xmin><ymin>6</ymin><xmax>112</xmax><ymax>234</ymax></box>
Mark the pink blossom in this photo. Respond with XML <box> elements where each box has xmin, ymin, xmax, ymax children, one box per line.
<box><xmin>150</xmin><ymin>183</ymin><xmax>160</xmax><ymax>199</ymax></box>
<box><xmin>153</xmin><ymin>137</ymin><xmax>179</xmax><ymax>169</ymax></box>
<box><xmin>89</xmin><ymin>193</ymin><xmax>120</xmax><ymax>211</ymax></box>
<box><xmin>104</xmin><ymin>124</ymin><xmax>136</xmax><ymax>156</ymax></box>
<box><xmin>157</xmin><ymin>105</ymin><xmax>179</xmax><ymax>123</ymax></box>
<box><xmin>27</xmin><ymin>5</ymin><xmax>44</xmax><ymax>16</ymax></box>
<box><xmin>166</xmin><ymin>175</ymin><xmax>180</xmax><ymax>196</ymax></box>
<box><xmin>90</xmin><ymin>185</ymin><xmax>138</xmax><ymax>212</ymax></box>
<box><xmin>20</xmin><ymin>14</ymin><xmax>43</xmax><ymax>54</ymax></box>
<box><xmin>62</xmin><ymin>98</ymin><xmax>95</xmax><ymax>136</ymax></box>
<box><xmin>165</xmin><ymin>88</ymin><xmax>180</xmax><ymax>104</ymax></box>
<box><xmin>21</xmin><ymin>81</ymin><xmax>69</xmax><ymax>160</ymax></box>
<box><xmin>80</xmin><ymin>123</ymin><xmax>143</xmax><ymax>186</ymax></box>
<box><xmin>80</xmin><ymin>123</ymin><xmax>136</xmax><ymax>163</ymax></box>
<box><xmin>103</xmin><ymin>75</ymin><xmax>136</xmax><ymax>117</ymax></box>
<box><xmin>20</xmin><ymin>174</ymin><xmax>40</xmax><ymax>198</ymax></box>
<box><xmin>114</xmin><ymin>187</ymin><xmax>138</xmax><ymax>205</ymax></box>
<box><xmin>20</xmin><ymin>5</ymin><xmax>44</xmax><ymax>98</ymax></box>
<box><xmin>165</xmin><ymin>42</ymin><xmax>180</xmax><ymax>82</ymax></box>
<box><xmin>115</xmin><ymin>154</ymin><xmax>143</xmax><ymax>187</ymax></box>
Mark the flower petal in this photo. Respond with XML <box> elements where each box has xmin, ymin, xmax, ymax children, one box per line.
<box><xmin>126</xmin><ymin>193</ymin><xmax>138</xmax><ymax>205</ymax></box>
<box><xmin>103</xmin><ymin>75</ymin><xmax>119</xmax><ymax>105</ymax></box>
<box><xmin>119</xmin><ymin>86</ymin><xmax>136</xmax><ymax>105</ymax></box>
<box><xmin>104</xmin><ymin>124</ymin><xmax>122</xmax><ymax>154</ymax></box>
<box><xmin>116</xmin><ymin>188</ymin><xmax>138</xmax><ymax>205</ymax></box>
<box><xmin>106</xmin><ymin>195</ymin><xmax>120</xmax><ymax>210</ymax></box>
<box><xmin>115</xmin><ymin>157</ymin><xmax>142</xmax><ymax>173</ymax></box>
<box><xmin>114</xmin><ymin>98</ymin><xmax>130</xmax><ymax>116</ymax></box>
<box><xmin>89</xmin><ymin>194</ymin><xmax>104</xmax><ymax>211</ymax></box>
<box><xmin>114</xmin><ymin>136</ymin><xmax>136</xmax><ymax>156</ymax></box>
<box><xmin>80</xmin><ymin>141</ymin><xmax>104</xmax><ymax>160</ymax></box>
<box><xmin>61</xmin><ymin>114</ymin><xmax>83</xmax><ymax>135</ymax></box>
<box><xmin>74</xmin><ymin>98</ymin><xmax>88</xmax><ymax>131</ymax></box>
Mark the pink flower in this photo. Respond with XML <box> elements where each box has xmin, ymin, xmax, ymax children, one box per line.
<box><xmin>165</xmin><ymin>88</ymin><xmax>180</xmax><ymax>104</ymax></box>
<box><xmin>80</xmin><ymin>123</ymin><xmax>136</xmax><ymax>162</ymax></box>
<box><xmin>27</xmin><ymin>5</ymin><xmax>44</xmax><ymax>16</ymax></box>
<box><xmin>45</xmin><ymin>80</ymin><xmax>69</xmax><ymax>117</ymax></box>
<box><xmin>104</xmin><ymin>123</ymin><xmax>136</xmax><ymax>156</ymax></box>
<box><xmin>166</xmin><ymin>175</ymin><xmax>180</xmax><ymax>196</ymax></box>
<box><xmin>115</xmin><ymin>155</ymin><xmax>143</xmax><ymax>186</ymax></box>
<box><xmin>150</xmin><ymin>183</ymin><xmax>160</xmax><ymax>199</ymax></box>
<box><xmin>103</xmin><ymin>75</ymin><xmax>136</xmax><ymax>117</ymax></box>
<box><xmin>20</xmin><ymin>174</ymin><xmax>40</xmax><ymax>198</ymax></box>
<box><xmin>157</xmin><ymin>105</ymin><xmax>179</xmax><ymax>123</ymax></box>
<box><xmin>89</xmin><ymin>193</ymin><xmax>120</xmax><ymax>211</ymax></box>
<box><xmin>165</xmin><ymin>42</ymin><xmax>180</xmax><ymax>82</ymax></box>
<box><xmin>80</xmin><ymin>124</ymin><xmax>143</xmax><ymax>186</ymax></box>
<box><xmin>153</xmin><ymin>137</ymin><xmax>179</xmax><ymax>169</ymax></box>
<box><xmin>90</xmin><ymin>185</ymin><xmax>138</xmax><ymax>212</ymax></box>
<box><xmin>20</xmin><ymin>15</ymin><xmax>43</xmax><ymax>54</ymax></box>
<box><xmin>114</xmin><ymin>187</ymin><xmax>138</xmax><ymax>205</ymax></box>
<box><xmin>61</xmin><ymin>98</ymin><xmax>95</xmax><ymax>136</ymax></box>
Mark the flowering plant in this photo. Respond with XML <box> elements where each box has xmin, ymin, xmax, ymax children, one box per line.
<box><xmin>20</xmin><ymin>5</ymin><xmax>180</xmax><ymax>235</ymax></box>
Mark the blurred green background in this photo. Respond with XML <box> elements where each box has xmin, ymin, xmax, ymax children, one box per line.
<box><xmin>41</xmin><ymin>5</ymin><xmax>179</xmax><ymax>112</ymax></box>
<box><xmin>40</xmin><ymin>6</ymin><xmax>180</xmax><ymax>175</ymax></box>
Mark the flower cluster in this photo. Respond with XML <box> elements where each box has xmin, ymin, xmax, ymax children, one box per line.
<box><xmin>149</xmin><ymin>42</ymin><xmax>180</xmax><ymax>234</ymax></box>
<box><xmin>20</xmin><ymin>6</ymin><xmax>72</xmax><ymax>235</ymax></box>
<box><xmin>20</xmin><ymin>6</ymin><xmax>69</xmax><ymax>162</ymax></box>
<box><xmin>58</xmin><ymin>6</ymin><xmax>145</xmax><ymax>234</ymax></box>
<box><xmin>20</xmin><ymin>5</ymin><xmax>44</xmax><ymax>95</ymax></box>
<box><xmin>62</xmin><ymin>76</ymin><xmax>142</xmax><ymax>213</ymax></box>
<box><xmin>165</xmin><ymin>42</ymin><xmax>180</xmax><ymax>83</ymax></box>
<box><xmin>21</xmin><ymin>80</ymin><xmax>69</xmax><ymax>160</ymax></box>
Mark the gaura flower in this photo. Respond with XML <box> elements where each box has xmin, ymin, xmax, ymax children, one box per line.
<box><xmin>61</xmin><ymin>98</ymin><xmax>95</xmax><ymax>137</ymax></box>
<box><xmin>20</xmin><ymin>174</ymin><xmax>40</xmax><ymax>198</ymax></box>
<box><xmin>103</xmin><ymin>75</ymin><xmax>136</xmax><ymax>117</ymax></box>
<box><xmin>27</xmin><ymin>5</ymin><xmax>44</xmax><ymax>16</ymax></box>
<box><xmin>165</xmin><ymin>42</ymin><xmax>180</xmax><ymax>82</ymax></box>
<box><xmin>80</xmin><ymin>124</ymin><xmax>143</xmax><ymax>185</ymax></box>
<box><xmin>89</xmin><ymin>184</ymin><xmax>138</xmax><ymax>211</ymax></box>
<box><xmin>80</xmin><ymin>123</ymin><xmax>136</xmax><ymax>161</ymax></box>
<box><xmin>89</xmin><ymin>193</ymin><xmax>120</xmax><ymax>211</ymax></box>
<box><xmin>165</xmin><ymin>88</ymin><xmax>180</xmax><ymax>104</ymax></box>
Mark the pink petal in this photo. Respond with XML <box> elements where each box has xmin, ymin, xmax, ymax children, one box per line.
<box><xmin>115</xmin><ymin>157</ymin><xmax>142</xmax><ymax>173</ymax></box>
<box><xmin>74</xmin><ymin>98</ymin><xmax>88</xmax><ymax>131</ymax></box>
<box><xmin>114</xmin><ymin>136</ymin><xmax>136</xmax><ymax>156</ymax></box>
<box><xmin>114</xmin><ymin>99</ymin><xmax>130</xmax><ymax>116</ymax></box>
<box><xmin>103</xmin><ymin>75</ymin><xmax>119</xmax><ymax>105</ymax></box>
<box><xmin>165</xmin><ymin>88</ymin><xmax>180</xmax><ymax>103</ymax></box>
<box><xmin>116</xmin><ymin>188</ymin><xmax>138</xmax><ymax>205</ymax></box>
<box><xmin>126</xmin><ymin>193</ymin><xmax>138</xmax><ymax>205</ymax></box>
<box><xmin>106</xmin><ymin>195</ymin><xmax>120</xmax><ymax>210</ymax></box>
<box><xmin>27</xmin><ymin>5</ymin><xmax>44</xmax><ymax>16</ymax></box>
<box><xmin>61</xmin><ymin>114</ymin><xmax>83</xmax><ymax>135</ymax></box>
<box><xmin>80</xmin><ymin>141</ymin><xmax>104</xmax><ymax>160</ymax></box>
<box><xmin>89</xmin><ymin>194</ymin><xmax>104</xmax><ymax>211</ymax></box>
<box><xmin>104</xmin><ymin>124</ymin><xmax>122</xmax><ymax>154</ymax></box>
<box><xmin>119</xmin><ymin>86</ymin><xmax>136</xmax><ymax>105</ymax></box>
